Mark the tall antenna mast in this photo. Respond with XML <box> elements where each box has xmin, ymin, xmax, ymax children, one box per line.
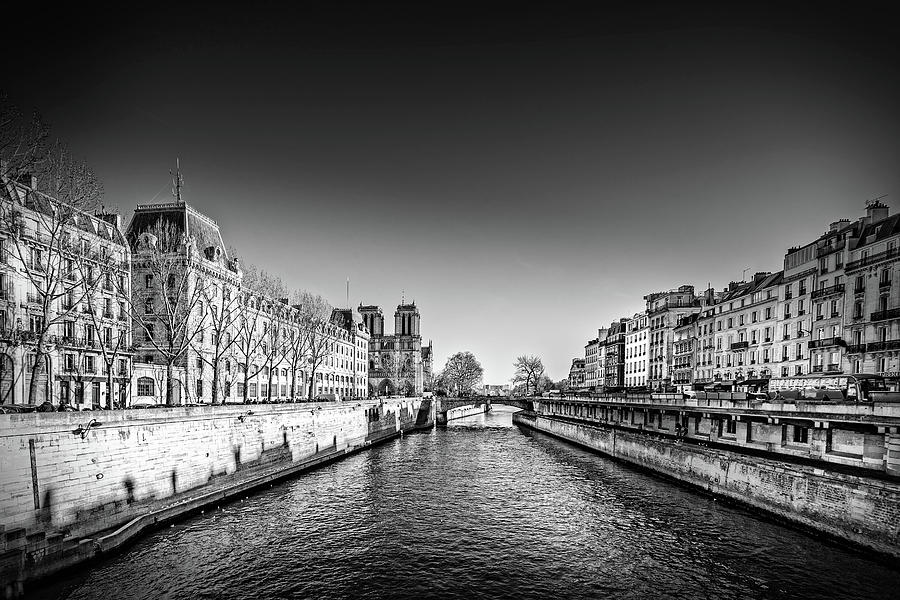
<box><xmin>346</xmin><ymin>277</ymin><xmax>350</xmax><ymax>309</ymax></box>
<box><xmin>170</xmin><ymin>158</ymin><xmax>184</xmax><ymax>203</ymax></box>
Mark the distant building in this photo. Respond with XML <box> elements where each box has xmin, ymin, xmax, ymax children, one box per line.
<box><xmin>584</xmin><ymin>337</ymin><xmax>600</xmax><ymax>391</ymax></box>
<box><xmin>602</xmin><ymin>319</ymin><xmax>626</xmax><ymax>390</ymax></box>
<box><xmin>568</xmin><ymin>358</ymin><xmax>585</xmax><ymax>389</ymax></box>
<box><xmin>712</xmin><ymin>273</ymin><xmax>782</xmax><ymax>387</ymax></box>
<box><xmin>843</xmin><ymin>201</ymin><xmax>898</xmax><ymax>377</ymax></box>
<box><xmin>624</xmin><ymin>312</ymin><xmax>649</xmax><ymax>389</ymax></box>
<box><xmin>359</xmin><ymin>302</ymin><xmax>427</xmax><ymax>396</ymax></box>
<box><xmin>673</xmin><ymin>313</ymin><xmax>699</xmax><ymax>393</ymax></box>
<box><xmin>645</xmin><ymin>285</ymin><xmax>702</xmax><ymax>391</ymax></box>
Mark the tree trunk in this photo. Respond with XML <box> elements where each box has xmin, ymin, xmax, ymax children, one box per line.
<box><xmin>166</xmin><ymin>362</ymin><xmax>175</xmax><ymax>406</ymax></box>
<box><xmin>267</xmin><ymin>366</ymin><xmax>274</xmax><ymax>402</ymax></box>
<box><xmin>28</xmin><ymin>350</ymin><xmax>43</xmax><ymax>405</ymax></box>
<box><xmin>290</xmin><ymin>369</ymin><xmax>297</xmax><ymax>402</ymax></box>
<box><xmin>308</xmin><ymin>366</ymin><xmax>316</xmax><ymax>400</ymax></box>
<box><xmin>242</xmin><ymin>365</ymin><xmax>250</xmax><ymax>404</ymax></box>
<box><xmin>106</xmin><ymin>367</ymin><xmax>114</xmax><ymax>410</ymax></box>
<box><xmin>211</xmin><ymin>360</ymin><xmax>220</xmax><ymax>405</ymax></box>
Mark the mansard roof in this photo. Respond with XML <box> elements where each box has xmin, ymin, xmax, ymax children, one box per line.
<box><xmin>1</xmin><ymin>177</ymin><xmax>127</xmax><ymax>246</ymax></box>
<box><xmin>851</xmin><ymin>214</ymin><xmax>900</xmax><ymax>250</ymax></box>
<box><xmin>127</xmin><ymin>201</ymin><xmax>228</xmax><ymax>259</ymax></box>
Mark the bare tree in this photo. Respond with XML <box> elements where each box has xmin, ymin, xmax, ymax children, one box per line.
<box><xmin>194</xmin><ymin>278</ymin><xmax>241</xmax><ymax>404</ymax></box>
<box><xmin>282</xmin><ymin>292</ymin><xmax>312</xmax><ymax>402</ymax></box>
<box><xmin>261</xmin><ymin>300</ymin><xmax>288</xmax><ymax>401</ymax></box>
<box><xmin>75</xmin><ymin>257</ymin><xmax>130</xmax><ymax>409</ymax></box>
<box><xmin>302</xmin><ymin>293</ymin><xmax>334</xmax><ymax>400</ymax></box>
<box><xmin>443</xmin><ymin>351</ymin><xmax>483</xmax><ymax>396</ymax></box>
<box><xmin>234</xmin><ymin>265</ymin><xmax>286</xmax><ymax>403</ymax></box>
<box><xmin>125</xmin><ymin>218</ymin><xmax>207</xmax><ymax>406</ymax></box>
<box><xmin>513</xmin><ymin>355</ymin><xmax>545</xmax><ymax>397</ymax></box>
<box><xmin>0</xmin><ymin>92</ymin><xmax>49</xmax><ymax>185</ymax></box>
<box><xmin>1</xmin><ymin>140</ymin><xmax>105</xmax><ymax>404</ymax></box>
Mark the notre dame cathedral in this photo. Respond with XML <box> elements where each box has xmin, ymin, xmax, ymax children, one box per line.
<box><xmin>359</xmin><ymin>303</ymin><xmax>432</xmax><ymax>397</ymax></box>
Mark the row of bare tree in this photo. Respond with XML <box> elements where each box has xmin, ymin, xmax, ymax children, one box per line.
<box><xmin>130</xmin><ymin>220</ymin><xmax>337</xmax><ymax>405</ymax></box>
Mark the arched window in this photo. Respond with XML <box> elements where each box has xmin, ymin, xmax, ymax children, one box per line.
<box><xmin>137</xmin><ymin>377</ymin><xmax>155</xmax><ymax>397</ymax></box>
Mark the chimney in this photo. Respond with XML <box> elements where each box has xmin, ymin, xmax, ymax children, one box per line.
<box><xmin>866</xmin><ymin>200</ymin><xmax>889</xmax><ymax>223</ymax></box>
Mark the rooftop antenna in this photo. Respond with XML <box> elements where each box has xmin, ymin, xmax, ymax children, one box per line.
<box><xmin>742</xmin><ymin>267</ymin><xmax>750</xmax><ymax>282</ymax></box>
<box><xmin>866</xmin><ymin>194</ymin><xmax>889</xmax><ymax>207</ymax></box>
<box><xmin>346</xmin><ymin>277</ymin><xmax>350</xmax><ymax>310</ymax></box>
<box><xmin>401</xmin><ymin>289</ymin><xmax>405</xmax><ymax>305</ymax></box>
<box><xmin>170</xmin><ymin>158</ymin><xmax>184</xmax><ymax>204</ymax></box>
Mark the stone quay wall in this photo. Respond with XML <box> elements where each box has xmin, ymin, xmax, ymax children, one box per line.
<box><xmin>514</xmin><ymin>411</ymin><xmax>900</xmax><ymax>558</ymax></box>
<box><xmin>0</xmin><ymin>398</ymin><xmax>428</xmax><ymax>591</ymax></box>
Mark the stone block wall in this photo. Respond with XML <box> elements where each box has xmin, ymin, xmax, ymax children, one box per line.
<box><xmin>0</xmin><ymin>399</ymin><xmax>422</xmax><ymax>537</ymax></box>
<box><xmin>515</xmin><ymin>412</ymin><xmax>900</xmax><ymax>557</ymax></box>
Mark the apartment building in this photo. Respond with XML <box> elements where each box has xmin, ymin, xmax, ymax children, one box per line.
<box><xmin>1</xmin><ymin>175</ymin><xmax>132</xmax><ymax>408</ymax></box>
<box><xmin>624</xmin><ymin>312</ymin><xmax>649</xmax><ymax>389</ymax></box>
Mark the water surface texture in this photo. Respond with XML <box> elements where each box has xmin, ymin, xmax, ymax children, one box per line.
<box><xmin>36</xmin><ymin>408</ymin><xmax>900</xmax><ymax>599</ymax></box>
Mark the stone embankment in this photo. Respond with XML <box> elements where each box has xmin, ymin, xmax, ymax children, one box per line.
<box><xmin>0</xmin><ymin>398</ymin><xmax>430</xmax><ymax>595</ymax></box>
<box><xmin>514</xmin><ymin>407</ymin><xmax>900</xmax><ymax>558</ymax></box>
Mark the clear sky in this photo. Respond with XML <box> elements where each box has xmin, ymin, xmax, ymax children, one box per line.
<box><xmin>4</xmin><ymin>2</ymin><xmax>900</xmax><ymax>383</ymax></box>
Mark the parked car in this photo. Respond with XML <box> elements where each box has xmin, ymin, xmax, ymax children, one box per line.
<box><xmin>0</xmin><ymin>404</ymin><xmax>39</xmax><ymax>414</ymax></box>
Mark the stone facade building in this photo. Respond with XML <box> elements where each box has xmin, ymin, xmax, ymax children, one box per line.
<box><xmin>645</xmin><ymin>285</ymin><xmax>703</xmax><ymax>390</ymax></box>
<box><xmin>624</xmin><ymin>312</ymin><xmax>649</xmax><ymax>389</ymax></box>
<box><xmin>359</xmin><ymin>303</ymin><xmax>429</xmax><ymax>396</ymax></box>
<box><xmin>1</xmin><ymin>175</ymin><xmax>133</xmax><ymax>409</ymax></box>
<box><xmin>127</xmin><ymin>201</ymin><xmax>369</xmax><ymax>405</ymax></box>
<box><xmin>568</xmin><ymin>357</ymin><xmax>585</xmax><ymax>389</ymax></box>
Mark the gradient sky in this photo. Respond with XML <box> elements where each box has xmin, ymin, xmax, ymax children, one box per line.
<box><xmin>4</xmin><ymin>2</ymin><xmax>900</xmax><ymax>383</ymax></box>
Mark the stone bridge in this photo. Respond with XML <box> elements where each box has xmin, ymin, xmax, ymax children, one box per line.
<box><xmin>434</xmin><ymin>397</ymin><xmax>534</xmax><ymax>426</ymax></box>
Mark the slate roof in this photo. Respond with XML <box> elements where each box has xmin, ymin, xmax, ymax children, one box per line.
<box><xmin>127</xmin><ymin>202</ymin><xmax>228</xmax><ymax>260</ymax></box>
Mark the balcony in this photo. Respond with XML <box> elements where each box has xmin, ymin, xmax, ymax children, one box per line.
<box><xmin>880</xmin><ymin>279</ymin><xmax>893</xmax><ymax>290</ymax></box>
<box><xmin>831</xmin><ymin>312</ymin><xmax>840</xmax><ymax>318</ymax></box>
<box><xmin>782</xmin><ymin>334</ymin><xmax>791</xmax><ymax>341</ymax></box>
<box><xmin>826</xmin><ymin>363</ymin><xmax>841</xmax><ymax>372</ymax></box>
<box><xmin>847</xmin><ymin>247</ymin><xmax>899</xmax><ymax>271</ymax></box>
<box><xmin>871</xmin><ymin>308</ymin><xmax>900</xmax><ymax>322</ymax></box>
<box><xmin>808</xmin><ymin>337</ymin><xmax>843</xmax><ymax>349</ymax></box>
<box><xmin>811</xmin><ymin>283</ymin><xmax>845</xmax><ymax>300</ymax></box>
<box><xmin>812</xmin><ymin>365</ymin><xmax>824</xmax><ymax>373</ymax></box>
<box><xmin>846</xmin><ymin>344</ymin><xmax>867</xmax><ymax>354</ymax></box>
<box><xmin>26</xmin><ymin>293</ymin><xmax>41</xmax><ymax>304</ymax></box>
<box><xmin>730</xmin><ymin>341</ymin><xmax>749</xmax><ymax>350</ymax></box>
<box><xmin>868</xmin><ymin>339</ymin><xmax>900</xmax><ymax>352</ymax></box>
<box><xmin>783</xmin><ymin>312</ymin><xmax>792</xmax><ymax>319</ymax></box>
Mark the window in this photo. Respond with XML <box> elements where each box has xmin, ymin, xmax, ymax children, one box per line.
<box><xmin>145</xmin><ymin>274</ymin><xmax>153</xmax><ymax>289</ymax></box>
<box><xmin>65</xmin><ymin>354</ymin><xmax>75</xmax><ymax>371</ymax></box>
<box><xmin>196</xmin><ymin>379</ymin><xmax>203</xmax><ymax>397</ymax></box>
<box><xmin>84</xmin><ymin>355</ymin><xmax>96</xmax><ymax>373</ymax></box>
<box><xmin>765</xmin><ymin>308</ymin><xmax>772</xmax><ymax>320</ymax></box>
<box><xmin>137</xmin><ymin>377</ymin><xmax>155</xmax><ymax>397</ymax></box>
<box><xmin>792</xmin><ymin>426</ymin><xmax>809</xmax><ymax>444</ymax></box>
<box><xmin>726</xmin><ymin>418</ymin><xmax>737</xmax><ymax>435</ymax></box>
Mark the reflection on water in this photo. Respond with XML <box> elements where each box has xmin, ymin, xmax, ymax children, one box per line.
<box><xmin>35</xmin><ymin>409</ymin><xmax>900</xmax><ymax>600</ymax></box>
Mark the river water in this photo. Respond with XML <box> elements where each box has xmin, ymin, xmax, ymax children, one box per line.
<box><xmin>33</xmin><ymin>407</ymin><xmax>900</xmax><ymax>600</ymax></box>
